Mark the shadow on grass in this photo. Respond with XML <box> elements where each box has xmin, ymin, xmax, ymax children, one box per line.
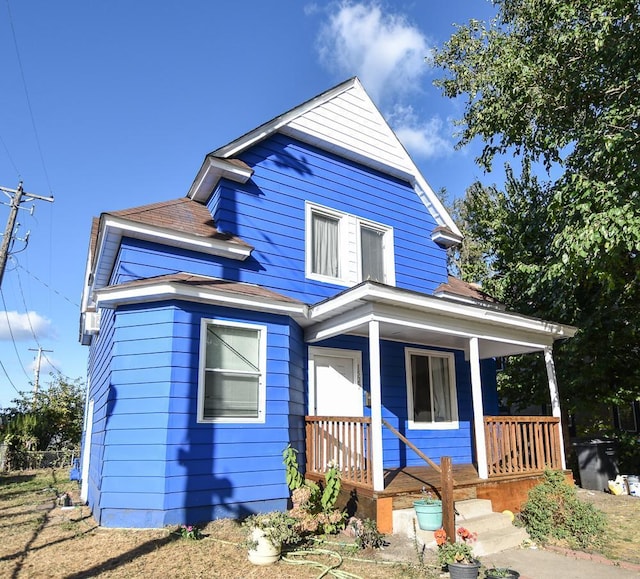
<box><xmin>9</xmin><ymin>497</ymin><xmax>54</xmax><ymax>579</ymax></box>
<box><xmin>2</xmin><ymin>514</ymin><xmax>97</xmax><ymax>563</ymax></box>
<box><xmin>0</xmin><ymin>474</ymin><xmax>37</xmax><ymax>486</ymax></box>
<box><xmin>63</xmin><ymin>533</ymin><xmax>182</xmax><ymax>578</ymax></box>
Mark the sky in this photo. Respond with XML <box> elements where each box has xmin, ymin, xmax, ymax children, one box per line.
<box><xmin>0</xmin><ymin>0</ymin><xmax>500</xmax><ymax>408</ymax></box>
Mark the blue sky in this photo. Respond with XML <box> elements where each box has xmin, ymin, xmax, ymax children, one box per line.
<box><xmin>0</xmin><ymin>0</ymin><xmax>499</xmax><ymax>408</ymax></box>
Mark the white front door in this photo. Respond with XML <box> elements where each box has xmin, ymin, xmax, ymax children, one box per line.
<box><xmin>309</xmin><ymin>347</ymin><xmax>363</xmax><ymax>417</ymax></box>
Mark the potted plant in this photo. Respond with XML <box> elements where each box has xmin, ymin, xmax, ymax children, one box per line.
<box><xmin>434</xmin><ymin>527</ymin><xmax>480</xmax><ymax>579</ymax></box>
<box><xmin>485</xmin><ymin>568</ymin><xmax>520</xmax><ymax>578</ymax></box>
<box><xmin>243</xmin><ymin>511</ymin><xmax>300</xmax><ymax>565</ymax></box>
<box><xmin>413</xmin><ymin>489</ymin><xmax>443</xmax><ymax>531</ymax></box>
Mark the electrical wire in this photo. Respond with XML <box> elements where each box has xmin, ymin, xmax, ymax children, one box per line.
<box><xmin>0</xmin><ymin>357</ymin><xmax>21</xmax><ymax>395</ymax></box>
<box><xmin>0</xmin><ymin>133</ymin><xmax>21</xmax><ymax>180</ymax></box>
<box><xmin>4</xmin><ymin>0</ymin><xmax>54</xmax><ymax>196</ymax></box>
<box><xmin>15</xmin><ymin>265</ymin><xmax>41</xmax><ymax>347</ymax></box>
<box><xmin>15</xmin><ymin>262</ymin><xmax>79</xmax><ymax>308</ymax></box>
<box><xmin>0</xmin><ymin>288</ymin><xmax>31</xmax><ymax>381</ymax></box>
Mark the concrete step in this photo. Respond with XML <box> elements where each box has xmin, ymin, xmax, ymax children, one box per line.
<box><xmin>456</xmin><ymin>511</ymin><xmax>514</xmax><ymax>534</ymax></box>
<box><xmin>391</xmin><ymin>498</ymin><xmax>530</xmax><ymax>558</ymax></box>
<box><xmin>455</xmin><ymin>498</ymin><xmax>493</xmax><ymax>519</ymax></box>
<box><xmin>473</xmin><ymin>525</ymin><xmax>530</xmax><ymax>557</ymax></box>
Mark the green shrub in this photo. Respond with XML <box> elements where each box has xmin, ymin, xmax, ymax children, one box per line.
<box><xmin>519</xmin><ymin>469</ymin><xmax>606</xmax><ymax>549</ymax></box>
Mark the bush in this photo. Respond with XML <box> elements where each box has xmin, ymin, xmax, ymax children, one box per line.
<box><xmin>519</xmin><ymin>469</ymin><xmax>606</xmax><ymax>549</ymax></box>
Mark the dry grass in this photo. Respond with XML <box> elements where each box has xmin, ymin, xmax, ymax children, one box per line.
<box><xmin>2</xmin><ymin>469</ymin><xmax>638</xmax><ymax>578</ymax></box>
<box><xmin>576</xmin><ymin>487</ymin><xmax>640</xmax><ymax>565</ymax></box>
<box><xmin>0</xmin><ymin>469</ymin><xmax>434</xmax><ymax>578</ymax></box>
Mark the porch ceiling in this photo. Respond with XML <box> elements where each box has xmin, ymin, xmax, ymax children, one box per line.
<box><xmin>305</xmin><ymin>282</ymin><xmax>577</xmax><ymax>359</ymax></box>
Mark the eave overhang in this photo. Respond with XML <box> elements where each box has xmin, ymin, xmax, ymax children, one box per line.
<box><xmin>92</xmin><ymin>215</ymin><xmax>252</xmax><ymax>292</ymax></box>
<box><xmin>187</xmin><ymin>156</ymin><xmax>254</xmax><ymax>203</ymax></box>
<box><xmin>94</xmin><ymin>276</ymin><xmax>308</xmax><ymax>321</ymax></box>
<box><xmin>305</xmin><ymin>282</ymin><xmax>577</xmax><ymax>359</ymax></box>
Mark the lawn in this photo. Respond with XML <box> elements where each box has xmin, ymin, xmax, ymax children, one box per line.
<box><xmin>0</xmin><ymin>469</ymin><xmax>433</xmax><ymax>578</ymax></box>
<box><xmin>1</xmin><ymin>469</ymin><xmax>638</xmax><ymax>578</ymax></box>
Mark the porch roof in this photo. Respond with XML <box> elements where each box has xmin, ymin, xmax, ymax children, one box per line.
<box><xmin>304</xmin><ymin>281</ymin><xmax>577</xmax><ymax>359</ymax></box>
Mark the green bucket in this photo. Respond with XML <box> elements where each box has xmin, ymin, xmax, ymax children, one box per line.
<box><xmin>413</xmin><ymin>498</ymin><xmax>443</xmax><ymax>531</ymax></box>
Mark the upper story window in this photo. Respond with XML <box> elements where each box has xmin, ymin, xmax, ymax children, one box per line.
<box><xmin>306</xmin><ymin>202</ymin><xmax>395</xmax><ymax>286</ymax></box>
<box><xmin>198</xmin><ymin>319</ymin><xmax>266</xmax><ymax>423</ymax></box>
<box><xmin>405</xmin><ymin>348</ymin><xmax>459</xmax><ymax>430</ymax></box>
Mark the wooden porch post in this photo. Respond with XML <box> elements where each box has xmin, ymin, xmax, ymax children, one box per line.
<box><xmin>369</xmin><ymin>319</ymin><xmax>384</xmax><ymax>491</ymax></box>
<box><xmin>544</xmin><ymin>346</ymin><xmax>566</xmax><ymax>469</ymax></box>
<box><xmin>469</xmin><ymin>337</ymin><xmax>489</xmax><ymax>479</ymax></box>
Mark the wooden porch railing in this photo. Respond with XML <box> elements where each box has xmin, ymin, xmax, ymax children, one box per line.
<box><xmin>485</xmin><ymin>416</ymin><xmax>562</xmax><ymax>476</ymax></box>
<box><xmin>305</xmin><ymin>416</ymin><xmax>372</xmax><ymax>488</ymax></box>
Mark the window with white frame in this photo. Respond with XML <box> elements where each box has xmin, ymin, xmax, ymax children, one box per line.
<box><xmin>198</xmin><ymin>319</ymin><xmax>266</xmax><ymax>423</ymax></box>
<box><xmin>405</xmin><ymin>348</ymin><xmax>458</xmax><ymax>429</ymax></box>
<box><xmin>306</xmin><ymin>202</ymin><xmax>394</xmax><ymax>286</ymax></box>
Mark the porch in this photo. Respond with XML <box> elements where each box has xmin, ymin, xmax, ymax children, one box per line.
<box><xmin>305</xmin><ymin>415</ymin><xmax>567</xmax><ymax>532</ymax></box>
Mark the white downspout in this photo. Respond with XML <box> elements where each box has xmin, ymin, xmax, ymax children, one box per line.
<box><xmin>544</xmin><ymin>345</ymin><xmax>567</xmax><ymax>469</ymax></box>
<box><xmin>369</xmin><ymin>319</ymin><xmax>384</xmax><ymax>491</ymax></box>
<box><xmin>469</xmin><ymin>337</ymin><xmax>488</xmax><ymax>479</ymax></box>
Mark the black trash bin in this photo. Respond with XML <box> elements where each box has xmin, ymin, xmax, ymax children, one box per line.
<box><xmin>572</xmin><ymin>438</ymin><xmax>619</xmax><ymax>491</ymax></box>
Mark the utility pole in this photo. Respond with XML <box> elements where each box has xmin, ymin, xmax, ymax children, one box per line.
<box><xmin>0</xmin><ymin>181</ymin><xmax>54</xmax><ymax>288</ymax></box>
<box><xmin>28</xmin><ymin>346</ymin><xmax>53</xmax><ymax>396</ymax></box>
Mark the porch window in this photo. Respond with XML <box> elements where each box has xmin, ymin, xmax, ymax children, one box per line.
<box><xmin>305</xmin><ymin>201</ymin><xmax>395</xmax><ymax>286</ymax></box>
<box><xmin>198</xmin><ymin>319</ymin><xmax>266</xmax><ymax>423</ymax></box>
<box><xmin>405</xmin><ymin>348</ymin><xmax>458</xmax><ymax>429</ymax></box>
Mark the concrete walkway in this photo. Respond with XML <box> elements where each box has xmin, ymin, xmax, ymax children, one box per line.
<box><xmin>482</xmin><ymin>545</ymin><xmax>640</xmax><ymax>579</ymax></box>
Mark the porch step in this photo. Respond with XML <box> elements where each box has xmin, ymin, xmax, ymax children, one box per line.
<box><xmin>391</xmin><ymin>498</ymin><xmax>530</xmax><ymax>558</ymax></box>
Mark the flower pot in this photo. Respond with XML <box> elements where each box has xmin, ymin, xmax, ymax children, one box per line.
<box><xmin>413</xmin><ymin>499</ymin><xmax>442</xmax><ymax>531</ymax></box>
<box><xmin>247</xmin><ymin>527</ymin><xmax>281</xmax><ymax>565</ymax></box>
<box><xmin>485</xmin><ymin>569</ymin><xmax>520</xmax><ymax>579</ymax></box>
<box><xmin>447</xmin><ymin>561</ymin><xmax>481</xmax><ymax>579</ymax></box>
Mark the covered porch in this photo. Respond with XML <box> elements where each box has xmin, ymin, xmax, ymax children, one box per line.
<box><xmin>301</xmin><ymin>282</ymin><xmax>576</xmax><ymax>530</ymax></box>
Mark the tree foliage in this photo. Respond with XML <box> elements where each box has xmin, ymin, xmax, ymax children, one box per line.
<box><xmin>434</xmin><ymin>0</ymin><xmax>640</xmax><ymax>416</ymax></box>
<box><xmin>1</xmin><ymin>375</ymin><xmax>85</xmax><ymax>453</ymax></box>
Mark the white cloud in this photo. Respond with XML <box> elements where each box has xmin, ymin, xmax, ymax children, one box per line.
<box><xmin>0</xmin><ymin>311</ymin><xmax>53</xmax><ymax>341</ymax></box>
<box><xmin>388</xmin><ymin>104</ymin><xmax>452</xmax><ymax>159</ymax></box>
<box><xmin>317</xmin><ymin>1</ymin><xmax>431</xmax><ymax>104</ymax></box>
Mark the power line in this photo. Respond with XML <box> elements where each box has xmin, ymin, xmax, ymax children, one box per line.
<box><xmin>0</xmin><ymin>357</ymin><xmax>21</xmax><ymax>395</ymax></box>
<box><xmin>15</xmin><ymin>262</ymin><xmax>79</xmax><ymax>308</ymax></box>
<box><xmin>15</xmin><ymin>265</ymin><xmax>42</xmax><ymax>347</ymax></box>
<box><xmin>4</xmin><ymin>0</ymin><xmax>53</xmax><ymax>195</ymax></box>
<box><xmin>0</xmin><ymin>287</ymin><xmax>30</xmax><ymax>381</ymax></box>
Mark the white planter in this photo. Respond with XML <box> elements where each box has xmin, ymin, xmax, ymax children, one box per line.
<box><xmin>247</xmin><ymin>527</ymin><xmax>281</xmax><ymax>565</ymax></box>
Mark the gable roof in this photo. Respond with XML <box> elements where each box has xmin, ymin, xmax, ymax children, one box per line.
<box><xmin>187</xmin><ymin>77</ymin><xmax>461</xmax><ymax>238</ymax></box>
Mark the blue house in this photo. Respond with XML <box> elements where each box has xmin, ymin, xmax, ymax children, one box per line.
<box><xmin>78</xmin><ymin>78</ymin><xmax>576</xmax><ymax>530</ymax></box>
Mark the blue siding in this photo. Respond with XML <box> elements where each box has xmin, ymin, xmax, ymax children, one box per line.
<box><xmin>112</xmin><ymin>134</ymin><xmax>448</xmax><ymax>304</ymax></box>
<box><xmin>85</xmin><ymin>300</ymin><xmax>306</xmax><ymax>527</ymax></box>
<box><xmin>312</xmin><ymin>336</ymin><xmax>499</xmax><ymax>468</ymax></box>
<box><xmin>82</xmin><ymin>131</ymin><xmax>500</xmax><ymax>528</ymax></box>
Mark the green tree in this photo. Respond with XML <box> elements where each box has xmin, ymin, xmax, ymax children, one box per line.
<box><xmin>1</xmin><ymin>374</ymin><xmax>85</xmax><ymax>452</ymax></box>
<box><xmin>434</xmin><ymin>0</ymin><xmax>640</xmax><ymax>416</ymax></box>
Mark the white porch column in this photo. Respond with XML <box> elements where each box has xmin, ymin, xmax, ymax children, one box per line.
<box><xmin>369</xmin><ymin>319</ymin><xmax>384</xmax><ymax>491</ymax></box>
<box><xmin>469</xmin><ymin>337</ymin><xmax>489</xmax><ymax>479</ymax></box>
<box><xmin>544</xmin><ymin>346</ymin><xmax>567</xmax><ymax>469</ymax></box>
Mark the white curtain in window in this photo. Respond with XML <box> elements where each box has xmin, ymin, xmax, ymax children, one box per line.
<box><xmin>361</xmin><ymin>226</ymin><xmax>384</xmax><ymax>282</ymax></box>
<box><xmin>312</xmin><ymin>212</ymin><xmax>339</xmax><ymax>277</ymax></box>
<box><xmin>430</xmin><ymin>357</ymin><xmax>452</xmax><ymax>422</ymax></box>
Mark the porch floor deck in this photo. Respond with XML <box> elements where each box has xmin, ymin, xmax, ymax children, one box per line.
<box><xmin>381</xmin><ymin>463</ymin><xmax>482</xmax><ymax>498</ymax></box>
<box><xmin>348</xmin><ymin>464</ymin><xmax>565</xmax><ymax>513</ymax></box>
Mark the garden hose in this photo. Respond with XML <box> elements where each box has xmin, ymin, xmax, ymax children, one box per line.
<box><xmin>281</xmin><ymin>548</ymin><xmax>362</xmax><ymax>579</ymax></box>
